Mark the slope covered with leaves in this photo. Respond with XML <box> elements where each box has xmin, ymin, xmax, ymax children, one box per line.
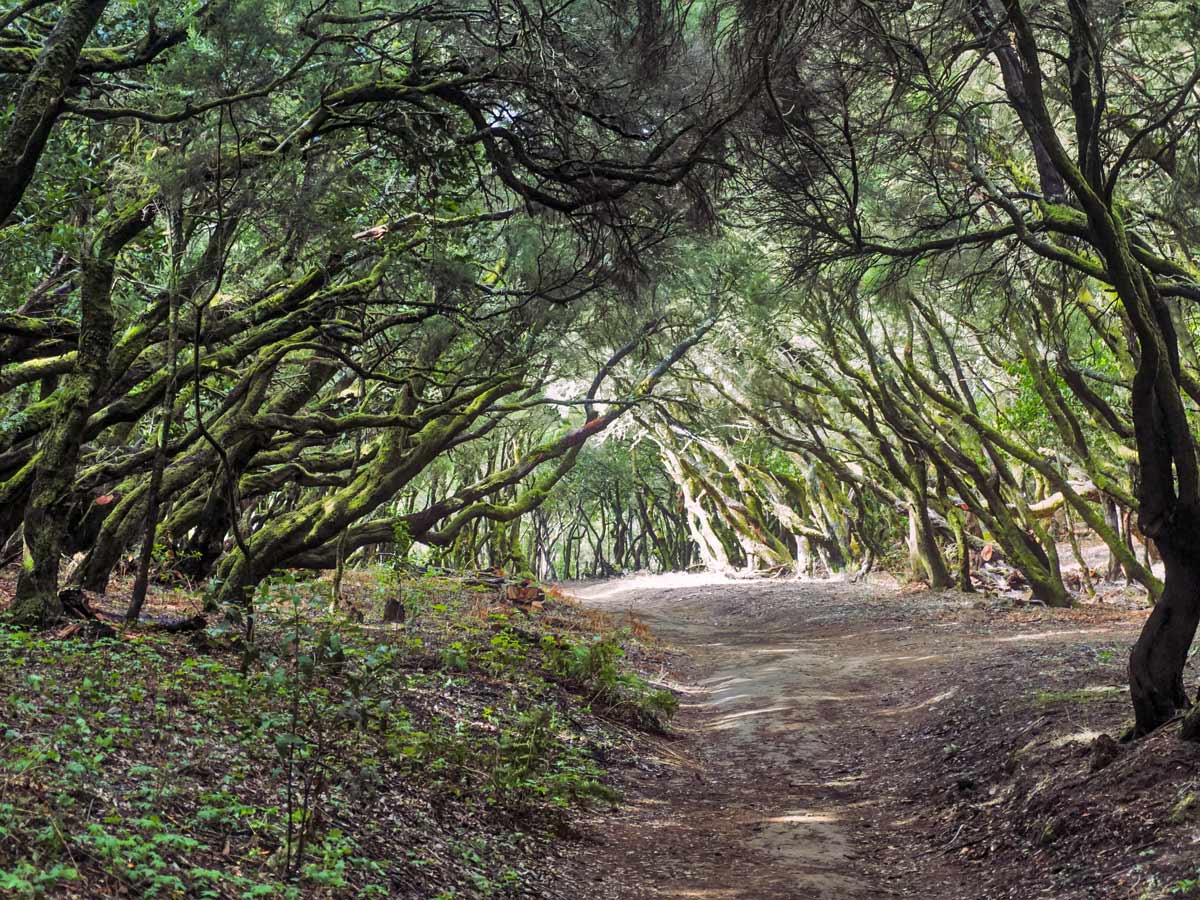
<box><xmin>0</xmin><ymin>572</ymin><xmax>675</xmax><ymax>898</ymax></box>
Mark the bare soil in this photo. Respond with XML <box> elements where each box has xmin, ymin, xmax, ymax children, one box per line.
<box><xmin>565</xmin><ymin>574</ymin><xmax>1200</xmax><ymax>900</ymax></box>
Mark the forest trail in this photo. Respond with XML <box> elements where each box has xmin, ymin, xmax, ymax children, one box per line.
<box><xmin>568</xmin><ymin>574</ymin><xmax>1143</xmax><ymax>900</ymax></box>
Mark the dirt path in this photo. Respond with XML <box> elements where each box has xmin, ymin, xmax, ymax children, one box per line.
<box><xmin>566</xmin><ymin>574</ymin><xmax>1146</xmax><ymax>900</ymax></box>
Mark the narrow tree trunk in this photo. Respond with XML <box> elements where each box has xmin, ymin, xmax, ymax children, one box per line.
<box><xmin>906</xmin><ymin>502</ymin><xmax>952</xmax><ymax>589</ymax></box>
<box><xmin>383</xmin><ymin>596</ymin><xmax>405</xmax><ymax>625</ymax></box>
<box><xmin>1121</xmin><ymin>509</ymin><xmax>1136</xmax><ymax>586</ymax></box>
<box><xmin>949</xmin><ymin>508</ymin><xmax>973</xmax><ymax>593</ymax></box>
<box><xmin>1015</xmin><ymin>528</ymin><xmax>1071</xmax><ymax>608</ymax></box>
<box><xmin>128</xmin><ymin>205</ymin><xmax>183</xmax><ymax>622</ymax></box>
<box><xmin>1103</xmin><ymin>496</ymin><xmax>1124</xmax><ymax>581</ymax></box>
<box><xmin>330</xmin><ymin>376</ymin><xmax>365</xmax><ymax>612</ymax></box>
<box><xmin>1062</xmin><ymin>502</ymin><xmax>1095</xmax><ymax>599</ymax></box>
<box><xmin>905</xmin><ymin>453</ymin><xmax>952</xmax><ymax>589</ymax></box>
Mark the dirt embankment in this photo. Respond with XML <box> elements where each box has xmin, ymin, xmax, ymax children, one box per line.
<box><xmin>566</xmin><ymin>574</ymin><xmax>1200</xmax><ymax>900</ymax></box>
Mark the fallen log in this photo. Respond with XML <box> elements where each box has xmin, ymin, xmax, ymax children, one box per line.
<box><xmin>50</xmin><ymin>588</ymin><xmax>117</xmax><ymax>640</ymax></box>
<box><xmin>505</xmin><ymin>581</ymin><xmax>545</xmax><ymax>607</ymax></box>
<box><xmin>141</xmin><ymin>613</ymin><xmax>207</xmax><ymax>633</ymax></box>
<box><xmin>462</xmin><ymin>568</ymin><xmax>507</xmax><ymax>590</ymax></box>
<box><xmin>1027</xmin><ymin>482</ymin><xmax>1101</xmax><ymax>518</ymax></box>
<box><xmin>457</xmin><ymin>571</ymin><xmax>548</xmax><ymax>611</ymax></box>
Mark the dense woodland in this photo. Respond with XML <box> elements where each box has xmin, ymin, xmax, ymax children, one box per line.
<box><xmin>4</xmin><ymin>0</ymin><xmax>1200</xmax><ymax>894</ymax></box>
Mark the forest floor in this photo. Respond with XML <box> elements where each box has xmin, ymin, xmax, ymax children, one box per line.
<box><xmin>0</xmin><ymin>569</ymin><xmax>682</xmax><ymax>899</ymax></box>
<box><xmin>4</xmin><ymin>570</ymin><xmax>1200</xmax><ymax>898</ymax></box>
<box><xmin>565</xmin><ymin>574</ymin><xmax>1200</xmax><ymax>900</ymax></box>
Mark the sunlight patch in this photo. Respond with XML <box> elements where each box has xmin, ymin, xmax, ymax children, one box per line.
<box><xmin>761</xmin><ymin>811</ymin><xmax>839</xmax><ymax>825</ymax></box>
<box><xmin>992</xmin><ymin>629</ymin><xmax>1110</xmax><ymax>643</ymax></box>
<box><xmin>1049</xmin><ymin>729</ymin><xmax>1104</xmax><ymax>749</ymax></box>
<box><xmin>709</xmin><ymin>704</ymin><xmax>793</xmax><ymax>727</ymax></box>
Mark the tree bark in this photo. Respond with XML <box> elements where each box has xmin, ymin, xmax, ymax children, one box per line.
<box><xmin>1131</xmin><ymin>536</ymin><xmax>1200</xmax><ymax>737</ymax></box>
<box><xmin>905</xmin><ymin>454</ymin><xmax>952</xmax><ymax>589</ymax></box>
<box><xmin>948</xmin><ymin>507</ymin><xmax>973</xmax><ymax>593</ymax></box>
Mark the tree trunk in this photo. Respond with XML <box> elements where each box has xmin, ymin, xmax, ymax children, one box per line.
<box><xmin>949</xmin><ymin>508</ymin><xmax>973</xmax><ymax>593</ymax></box>
<box><xmin>11</xmin><ymin>204</ymin><xmax>153</xmax><ymax>625</ymax></box>
<box><xmin>1017</xmin><ymin>528</ymin><xmax>1071</xmax><ymax>608</ymax></box>
<box><xmin>905</xmin><ymin>452</ymin><xmax>952</xmax><ymax>589</ymax></box>
<box><xmin>1103</xmin><ymin>496</ymin><xmax>1125</xmax><ymax>581</ymax></box>
<box><xmin>1130</xmin><ymin>539</ymin><xmax>1200</xmax><ymax>737</ymax></box>
<box><xmin>128</xmin><ymin>205</ymin><xmax>182</xmax><ymax>622</ymax></box>
<box><xmin>906</xmin><ymin>502</ymin><xmax>952</xmax><ymax>589</ymax></box>
<box><xmin>383</xmin><ymin>597</ymin><xmax>405</xmax><ymax>624</ymax></box>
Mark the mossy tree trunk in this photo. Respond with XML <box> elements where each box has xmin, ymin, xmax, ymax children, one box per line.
<box><xmin>11</xmin><ymin>203</ymin><xmax>153</xmax><ymax>625</ymax></box>
<box><xmin>904</xmin><ymin>451</ymin><xmax>952</xmax><ymax>589</ymax></box>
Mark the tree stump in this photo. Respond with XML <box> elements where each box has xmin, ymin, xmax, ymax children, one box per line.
<box><xmin>383</xmin><ymin>598</ymin><xmax>405</xmax><ymax>624</ymax></box>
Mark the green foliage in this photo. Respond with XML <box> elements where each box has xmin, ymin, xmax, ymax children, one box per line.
<box><xmin>998</xmin><ymin>360</ymin><xmax>1057</xmax><ymax>447</ymax></box>
<box><xmin>0</xmin><ymin>567</ymin><xmax>671</xmax><ymax>895</ymax></box>
<box><xmin>391</xmin><ymin>520</ymin><xmax>414</xmax><ymax>561</ymax></box>
<box><xmin>541</xmin><ymin>633</ymin><xmax>679</xmax><ymax>728</ymax></box>
<box><xmin>0</xmin><ymin>861</ymin><xmax>79</xmax><ymax>897</ymax></box>
<box><xmin>1168</xmin><ymin>874</ymin><xmax>1200</xmax><ymax>897</ymax></box>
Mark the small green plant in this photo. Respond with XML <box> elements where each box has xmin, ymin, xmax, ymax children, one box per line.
<box><xmin>0</xmin><ymin>562</ymin><xmax>670</xmax><ymax>897</ymax></box>
<box><xmin>0</xmin><ymin>861</ymin><xmax>80</xmax><ymax>897</ymax></box>
<box><xmin>1170</xmin><ymin>875</ymin><xmax>1200</xmax><ymax>896</ymax></box>
<box><xmin>540</xmin><ymin>634</ymin><xmax>678</xmax><ymax>727</ymax></box>
<box><xmin>484</xmin><ymin>630</ymin><xmax>526</xmax><ymax>674</ymax></box>
<box><xmin>441</xmin><ymin>640</ymin><xmax>469</xmax><ymax>669</ymax></box>
<box><xmin>478</xmin><ymin>703</ymin><xmax>617</xmax><ymax>808</ymax></box>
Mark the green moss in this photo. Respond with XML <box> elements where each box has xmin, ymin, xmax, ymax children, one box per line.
<box><xmin>1170</xmin><ymin>793</ymin><xmax>1198</xmax><ymax>824</ymax></box>
<box><xmin>1033</xmin><ymin>685</ymin><xmax>1124</xmax><ymax>705</ymax></box>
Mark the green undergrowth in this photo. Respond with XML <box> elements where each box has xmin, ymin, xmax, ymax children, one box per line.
<box><xmin>0</xmin><ymin>571</ymin><xmax>675</xmax><ymax>898</ymax></box>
